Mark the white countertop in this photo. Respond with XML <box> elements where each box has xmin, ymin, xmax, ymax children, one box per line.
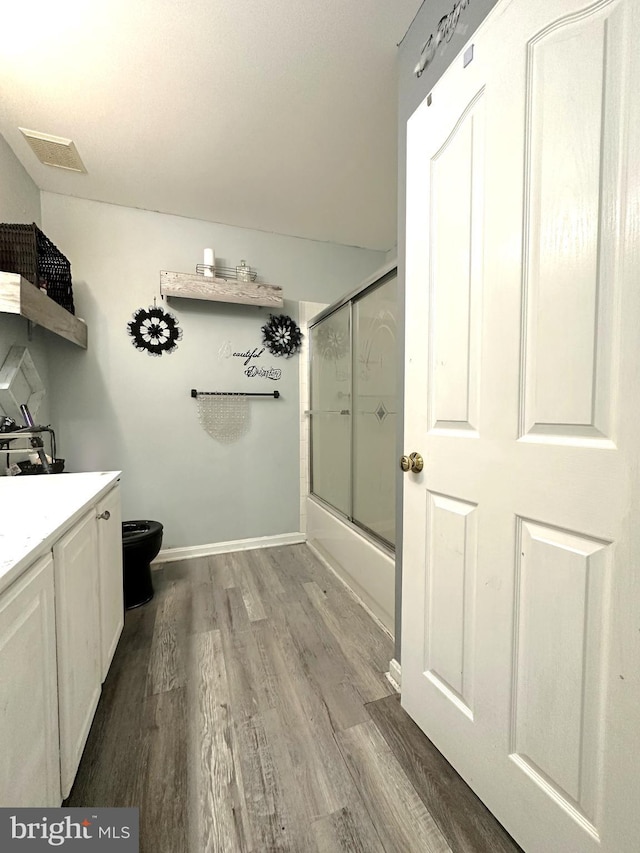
<box><xmin>0</xmin><ymin>471</ymin><xmax>121</xmax><ymax>595</ymax></box>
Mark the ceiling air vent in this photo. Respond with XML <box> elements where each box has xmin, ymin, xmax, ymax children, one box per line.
<box><xmin>19</xmin><ymin>128</ymin><xmax>87</xmax><ymax>173</ymax></box>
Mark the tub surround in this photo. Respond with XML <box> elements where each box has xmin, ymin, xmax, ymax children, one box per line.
<box><xmin>304</xmin><ymin>264</ymin><xmax>398</xmax><ymax>636</ymax></box>
<box><xmin>0</xmin><ymin>471</ymin><xmax>120</xmax><ymax>595</ymax></box>
<box><xmin>307</xmin><ymin>496</ymin><xmax>395</xmax><ymax>635</ymax></box>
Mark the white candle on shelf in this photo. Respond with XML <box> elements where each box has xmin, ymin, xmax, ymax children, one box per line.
<box><xmin>203</xmin><ymin>248</ymin><xmax>215</xmax><ymax>277</ymax></box>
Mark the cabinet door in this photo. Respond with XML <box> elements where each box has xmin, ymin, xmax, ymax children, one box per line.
<box><xmin>53</xmin><ymin>510</ymin><xmax>101</xmax><ymax>798</ymax></box>
<box><xmin>96</xmin><ymin>484</ymin><xmax>124</xmax><ymax>681</ymax></box>
<box><xmin>0</xmin><ymin>554</ymin><xmax>60</xmax><ymax>806</ymax></box>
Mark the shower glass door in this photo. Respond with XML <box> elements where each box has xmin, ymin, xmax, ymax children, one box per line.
<box><xmin>309</xmin><ymin>304</ymin><xmax>351</xmax><ymax>516</ymax></box>
<box><xmin>352</xmin><ymin>274</ymin><xmax>398</xmax><ymax>545</ymax></box>
<box><xmin>309</xmin><ymin>270</ymin><xmax>398</xmax><ymax>548</ymax></box>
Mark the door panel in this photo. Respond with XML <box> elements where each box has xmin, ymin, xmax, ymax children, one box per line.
<box><xmin>402</xmin><ymin>0</ymin><xmax>639</xmax><ymax>850</ymax></box>
<box><xmin>512</xmin><ymin>519</ymin><xmax>610</xmax><ymax>825</ymax></box>
<box><xmin>428</xmin><ymin>92</ymin><xmax>484</xmax><ymax>436</ymax></box>
<box><xmin>425</xmin><ymin>492</ymin><xmax>477</xmax><ymax>717</ymax></box>
<box><xmin>521</xmin><ymin>1</ymin><xmax>626</xmax><ymax>442</ymax></box>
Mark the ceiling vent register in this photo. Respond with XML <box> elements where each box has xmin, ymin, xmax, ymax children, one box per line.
<box><xmin>19</xmin><ymin>128</ymin><xmax>87</xmax><ymax>173</ymax></box>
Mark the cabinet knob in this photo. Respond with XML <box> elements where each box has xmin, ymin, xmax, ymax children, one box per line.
<box><xmin>97</xmin><ymin>510</ymin><xmax>111</xmax><ymax>521</ymax></box>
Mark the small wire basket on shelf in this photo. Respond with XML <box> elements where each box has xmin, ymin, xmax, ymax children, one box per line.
<box><xmin>0</xmin><ymin>223</ymin><xmax>75</xmax><ymax>313</ymax></box>
<box><xmin>195</xmin><ymin>263</ymin><xmax>257</xmax><ymax>282</ymax></box>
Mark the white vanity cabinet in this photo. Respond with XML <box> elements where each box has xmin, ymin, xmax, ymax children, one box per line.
<box><xmin>0</xmin><ymin>471</ymin><xmax>124</xmax><ymax>805</ymax></box>
<box><xmin>96</xmin><ymin>484</ymin><xmax>124</xmax><ymax>681</ymax></box>
<box><xmin>54</xmin><ymin>483</ymin><xmax>125</xmax><ymax>798</ymax></box>
<box><xmin>53</xmin><ymin>510</ymin><xmax>103</xmax><ymax>799</ymax></box>
<box><xmin>0</xmin><ymin>554</ymin><xmax>61</xmax><ymax>807</ymax></box>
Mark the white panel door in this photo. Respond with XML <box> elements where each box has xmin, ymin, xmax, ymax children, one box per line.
<box><xmin>0</xmin><ymin>554</ymin><xmax>60</xmax><ymax>806</ymax></box>
<box><xmin>96</xmin><ymin>484</ymin><xmax>124</xmax><ymax>681</ymax></box>
<box><xmin>402</xmin><ymin>1</ymin><xmax>640</xmax><ymax>851</ymax></box>
<box><xmin>54</xmin><ymin>510</ymin><xmax>102</xmax><ymax>798</ymax></box>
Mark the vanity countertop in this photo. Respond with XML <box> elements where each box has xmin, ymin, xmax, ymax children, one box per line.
<box><xmin>0</xmin><ymin>471</ymin><xmax>121</xmax><ymax>595</ymax></box>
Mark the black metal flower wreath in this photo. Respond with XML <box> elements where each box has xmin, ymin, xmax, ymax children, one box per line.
<box><xmin>261</xmin><ymin>314</ymin><xmax>303</xmax><ymax>358</ymax></box>
<box><xmin>127</xmin><ymin>305</ymin><xmax>183</xmax><ymax>356</ymax></box>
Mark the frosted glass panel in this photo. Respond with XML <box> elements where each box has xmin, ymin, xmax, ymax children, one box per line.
<box><xmin>353</xmin><ymin>275</ymin><xmax>398</xmax><ymax>545</ymax></box>
<box><xmin>310</xmin><ymin>305</ymin><xmax>351</xmax><ymax>516</ymax></box>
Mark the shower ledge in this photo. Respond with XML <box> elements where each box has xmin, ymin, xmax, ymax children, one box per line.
<box><xmin>0</xmin><ymin>271</ymin><xmax>88</xmax><ymax>349</ymax></box>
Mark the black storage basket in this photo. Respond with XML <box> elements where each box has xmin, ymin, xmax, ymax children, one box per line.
<box><xmin>0</xmin><ymin>223</ymin><xmax>75</xmax><ymax>314</ymax></box>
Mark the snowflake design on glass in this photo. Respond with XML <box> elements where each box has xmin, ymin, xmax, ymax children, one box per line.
<box><xmin>261</xmin><ymin>314</ymin><xmax>303</xmax><ymax>358</ymax></box>
<box><xmin>127</xmin><ymin>305</ymin><xmax>182</xmax><ymax>357</ymax></box>
<box><xmin>316</xmin><ymin>322</ymin><xmax>348</xmax><ymax>361</ymax></box>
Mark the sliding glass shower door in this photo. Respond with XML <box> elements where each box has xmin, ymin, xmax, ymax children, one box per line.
<box><xmin>352</xmin><ymin>278</ymin><xmax>397</xmax><ymax>545</ymax></box>
<box><xmin>309</xmin><ymin>270</ymin><xmax>398</xmax><ymax>548</ymax></box>
<box><xmin>309</xmin><ymin>304</ymin><xmax>351</xmax><ymax>517</ymax></box>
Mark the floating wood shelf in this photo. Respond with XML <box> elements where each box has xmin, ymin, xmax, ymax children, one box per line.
<box><xmin>160</xmin><ymin>270</ymin><xmax>283</xmax><ymax>308</ymax></box>
<box><xmin>0</xmin><ymin>272</ymin><xmax>88</xmax><ymax>349</ymax></box>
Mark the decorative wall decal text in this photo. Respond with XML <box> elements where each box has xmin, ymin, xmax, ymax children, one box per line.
<box><xmin>261</xmin><ymin>314</ymin><xmax>303</xmax><ymax>358</ymax></box>
<box><xmin>414</xmin><ymin>0</ymin><xmax>471</xmax><ymax>77</ymax></box>
<box><xmin>245</xmin><ymin>365</ymin><xmax>282</xmax><ymax>380</ymax></box>
<box><xmin>232</xmin><ymin>347</ymin><xmax>265</xmax><ymax>366</ymax></box>
<box><xmin>218</xmin><ymin>340</ymin><xmax>232</xmax><ymax>359</ymax></box>
<box><xmin>127</xmin><ymin>305</ymin><xmax>182</xmax><ymax>356</ymax></box>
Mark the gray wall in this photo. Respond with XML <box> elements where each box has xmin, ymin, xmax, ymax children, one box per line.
<box><xmin>0</xmin><ymin>134</ymin><xmax>54</xmax><ymax>444</ymax></box>
<box><xmin>394</xmin><ymin>0</ymin><xmax>499</xmax><ymax>660</ymax></box>
<box><xmin>0</xmin><ymin>134</ymin><xmax>41</xmax><ymax>226</ymax></box>
<box><xmin>42</xmin><ymin>193</ymin><xmax>384</xmax><ymax>547</ymax></box>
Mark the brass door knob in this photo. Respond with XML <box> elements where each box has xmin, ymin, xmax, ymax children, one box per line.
<box><xmin>409</xmin><ymin>452</ymin><xmax>424</xmax><ymax>472</ymax></box>
<box><xmin>400</xmin><ymin>452</ymin><xmax>424</xmax><ymax>473</ymax></box>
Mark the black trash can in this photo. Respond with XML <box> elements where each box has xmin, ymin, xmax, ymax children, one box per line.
<box><xmin>122</xmin><ymin>520</ymin><xmax>163</xmax><ymax>609</ymax></box>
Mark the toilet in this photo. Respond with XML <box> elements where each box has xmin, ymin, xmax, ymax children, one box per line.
<box><xmin>121</xmin><ymin>520</ymin><xmax>163</xmax><ymax>609</ymax></box>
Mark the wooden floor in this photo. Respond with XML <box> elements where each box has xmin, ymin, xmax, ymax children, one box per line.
<box><xmin>67</xmin><ymin>544</ymin><xmax>521</xmax><ymax>853</ymax></box>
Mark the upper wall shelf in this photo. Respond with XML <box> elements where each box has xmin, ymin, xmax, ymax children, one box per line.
<box><xmin>0</xmin><ymin>272</ymin><xmax>88</xmax><ymax>349</ymax></box>
<box><xmin>160</xmin><ymin>270</ymin><xmax>283</xmax><ymax>308</ymax></box>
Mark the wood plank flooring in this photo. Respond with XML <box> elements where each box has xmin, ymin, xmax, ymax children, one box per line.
<box><xmin>67</xmin><ymin>543</ymin><xmax>521</xmax><ymax>853</ymax></box>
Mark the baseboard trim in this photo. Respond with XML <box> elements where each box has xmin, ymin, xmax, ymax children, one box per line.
<box><xmin>386</xmin><ymin>658</ymin><xmax>402</xmax><ymax>692</ymax></box>
<box><xmin>153</xmin><ymin>532</ymin><xmax>306</xmax><ymax>565</ymax></box>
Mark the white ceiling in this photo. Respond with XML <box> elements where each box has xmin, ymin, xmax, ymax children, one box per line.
<box><xmin>0</xmin><ymin>1</ymin><xmax>421</xmax><ymax>252</ymax></box>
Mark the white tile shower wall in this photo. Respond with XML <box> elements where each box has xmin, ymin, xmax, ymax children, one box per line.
<box><xmin>298</xmin><ymin>301</ymin><xmax>327</xmax><ymax>534</ymax></box>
